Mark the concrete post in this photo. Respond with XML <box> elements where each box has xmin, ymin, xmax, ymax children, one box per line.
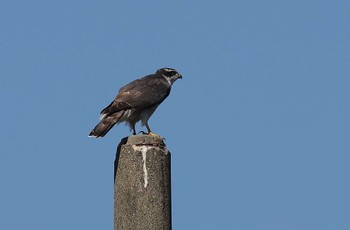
<box><xmin>114</xmin><ymin>135</ymin><xmax>171</xmax><ymax>230</ymax></box>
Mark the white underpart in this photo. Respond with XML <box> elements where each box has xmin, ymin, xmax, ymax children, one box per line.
<box><xmin>132</xmin><ymin>145</ymin><xmax>151</xmax><ymax>188</ymax></box>
<box><xmin>121</xmin><ymin>109</ymin><xmax>134</xmax><ymax>120</ymax></box>
<box><xmin>140</xmin><ymin>104</ymin><xmax>158</xmax><ymax>126</ymax></box>
<box><xmin>119</xmin><ymin>109</ymin><xmax>136</xmax><ymax>131</ymax></box>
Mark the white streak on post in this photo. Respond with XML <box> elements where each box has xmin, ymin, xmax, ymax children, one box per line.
<box><xmin>133</xmin><ymin>145</ymin><xmax>151</xmax><ymax>188</ymax></box>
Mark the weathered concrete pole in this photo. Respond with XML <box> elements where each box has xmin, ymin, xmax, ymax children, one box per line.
<box><xmin>114</xmin><ymin>135</ymin><xmax>171</xmax><ymax>230</ymax></box>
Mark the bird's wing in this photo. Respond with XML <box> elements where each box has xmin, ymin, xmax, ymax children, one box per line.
<box><xmin>100</xmin><ymin>76</ymin><xmax>170</xmax><ymax>117</ymax></box>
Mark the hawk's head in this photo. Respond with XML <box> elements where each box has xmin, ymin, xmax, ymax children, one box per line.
<box><xmin>156</xmin><ymin>68</ymin><xmax>182</xmax><ymax>85</ymax></box>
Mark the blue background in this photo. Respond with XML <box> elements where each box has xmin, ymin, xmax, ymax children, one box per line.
<box><xmin>1</xmin><ymin>1</ymin><xmax>349</xmax><ymax>229</ymax></box>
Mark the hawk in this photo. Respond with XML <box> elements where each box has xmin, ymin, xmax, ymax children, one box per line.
<box><xmin>89</xmin><ymin>68</ymin><xmax>182</xmax><ymax>138</ymax></box>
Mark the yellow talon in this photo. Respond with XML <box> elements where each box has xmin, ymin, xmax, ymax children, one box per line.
<box><xmin>148</xmin><ymin>132</ymin><xmax>163</xmax><ymax>139</ymax></box>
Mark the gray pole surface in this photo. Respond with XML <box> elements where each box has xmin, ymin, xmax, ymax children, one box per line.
<box><xmin>114</xmin><ymin>135</ymin><xmax>171</xmax><ymax>230</ymax></box>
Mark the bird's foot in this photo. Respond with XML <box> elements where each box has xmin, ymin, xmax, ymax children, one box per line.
<box><xmin>149</xmin><ymin>132</ymin><xmax>166</xmax><ymax>140</ymax></box>
<box><xmin>138</xmin><ymin>131</ymin><xmax>159</xmax><ymax>137</ymax></box>
<box><xmin>137</xmin><ymin>131</ymin><xmax>164</xmax><ymax>140</ymax></box>
<box><xmin>148</xmin><ymin>132</ymin><xmax>159</xmax><ymax>137</ymax></box>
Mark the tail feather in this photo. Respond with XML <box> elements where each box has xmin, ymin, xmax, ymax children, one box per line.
<box><xmin>89</xmin><ymin>111</ymin><xmax>124</xmax><ymax>138</ymax></box>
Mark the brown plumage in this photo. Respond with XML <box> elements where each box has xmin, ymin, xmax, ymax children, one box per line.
<box><xmin>89</xmin><ymin>68</ymin><xmax>182</xmax><ymax>138</ymax></box>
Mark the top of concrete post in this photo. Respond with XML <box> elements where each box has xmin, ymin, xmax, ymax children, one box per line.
<box><xmin>119</xmin><ymin>134</ymin><xmax>166</xmax><ymax>148</ymax></box>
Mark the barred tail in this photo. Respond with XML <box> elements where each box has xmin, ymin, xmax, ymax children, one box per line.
<box><xmin>88</xmin><ymin>111</ymin><xmax>124</xmax><ymax>138</ymax></box>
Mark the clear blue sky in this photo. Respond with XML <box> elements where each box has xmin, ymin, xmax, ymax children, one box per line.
<box><xmin>1</xmin><ymin>1</ymin><xmax>349</xmax><ymax>229</ymax></box>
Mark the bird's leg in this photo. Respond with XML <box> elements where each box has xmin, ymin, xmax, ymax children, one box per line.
<box><xmin>132</xmin><ymin>125</ymin><xmax>137</xmax><ymax>135</ymax></box>
<box><xmin>145</xmin><ymin>122</ymin><xmax>160</xmax><ymax>137</ymax></box>
<box><xmin>145</xmin><ymin>122</ymin><xmax>152</xmax><ymax>134</ymax></box>
<box><xmin>145</xmin><ymin>122</ymin><xmax>164</xmax><ymax>145</ymax></box>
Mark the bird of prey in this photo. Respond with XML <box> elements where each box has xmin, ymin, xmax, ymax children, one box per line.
<box><xmin>89</xmin><ymin>68</ymin><xmax>182</xmax><ymax>138</ymax></box>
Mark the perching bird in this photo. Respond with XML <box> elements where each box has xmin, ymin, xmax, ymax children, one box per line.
<box><xmin>89</xmin><ymin>68</ymin><xmax>182</xmax><ymax>138</ymax></box>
